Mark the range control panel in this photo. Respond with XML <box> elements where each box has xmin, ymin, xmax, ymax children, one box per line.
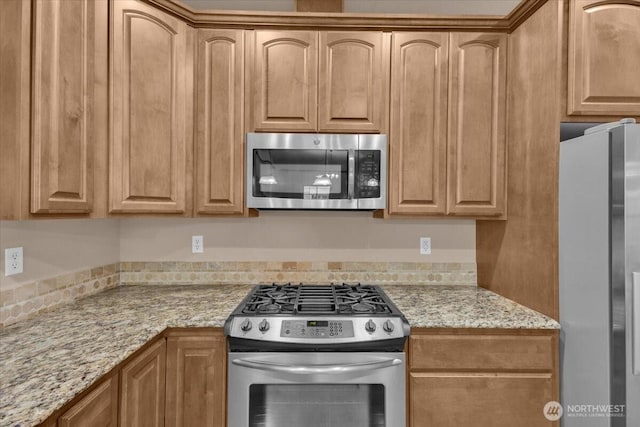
<box><xmin>227</xmin><ymin>316</ymin><xmax>407</xmax><ymax>342</ymax></box>
<box><xmin>281</xmin><ymin>320</ymin><xmax>355</xmax><ymax>339</ymax></box>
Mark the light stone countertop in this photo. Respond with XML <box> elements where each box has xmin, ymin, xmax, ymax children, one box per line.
<box><xmin>0</xmin><ymin>284</ymin><xmax>558</xmax><ymax>427</ymax></box>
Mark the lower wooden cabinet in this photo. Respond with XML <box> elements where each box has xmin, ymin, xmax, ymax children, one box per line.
<box><xmin>165</xmin><ymin>330</ymin><xmax>226</xmax><ymax>427</ymax></box>
<box><xmin>120</xmin><ymin>338</ymin><xmax>167</xmax><ymax>427</ymax></box>
<box><xmin>58</xmin><ymin>373</ymin><xmax>118</xmax><ymax>427</ymax></box>
<box><xmin>41</xmin><ymin>328</ymin><xmax>558</xmax><ymax>427</ymax></box>
<box><xmin>410</xmin><ymin>373</ymin><xmax>553</xmax><ymax>427</ymax></box>
<box><xmin>409</xmin><ymin>329</ymin><xmax>559</xmax><ymax>427</ymax></box>
<box><xmin>39</xmin><ymin>330</ymin><xmax>227</xmax><ymax>427</ymax></box>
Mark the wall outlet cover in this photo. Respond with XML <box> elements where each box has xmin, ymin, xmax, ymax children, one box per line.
<box><xmin>420</xmin><ymin>237</ymin><xmax>431</xmax><ymax>255</ymax></box>
<box><xmin>192</xmin><ymin>236</ymin><xmax>204</xmax><ymax>254</ymax></box>
<box><xmin>5</xmin><ymin>247</ymin><xmax>24</xmax><ymax>276</ymax></box>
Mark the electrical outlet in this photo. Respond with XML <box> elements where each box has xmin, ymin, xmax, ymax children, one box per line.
<box><xmin>5</xmin><ymin>247</ymin><xmax>24</xmax><ymax>276</ymax></box>
<box><xmin>419</xmin><ymin>237</ymin><xmax>431</xmax><ymax>255</ymax></box>
<box><xmin>192</xmin><ymin>236</ymin><xmax>204</xmax><ymax>254</ymax></box>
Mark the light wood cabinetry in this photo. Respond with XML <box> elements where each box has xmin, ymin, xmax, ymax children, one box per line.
<box><xmin>58</xmin><ymin>373</ymin><xmax>118</xmax><ymax>427</ymax></box>
<box><xmin>447</xmin><ymin>33</ymin><xmax>507</xmax><ymax>217</ymax></box>
<box><xmin>120</xmin><ymin>339</ymin><xmax>167</xmax><ymax>427</ymax></box>
<box><xmin>410</xmin><ymin>374</ymin><xmax>553</xmax><ymax>427</ymax></box>
<box><xmin>195</xmin><ymin>29</ymin><xmax>245</xmax><ymax>215</ymax></box>
<box><xmin>388</xmin><ymin>32</ymin><xmax>448</xmax><ymax>215</ymax></box>
<box><xmin>31</xmin><ymin>0</ymin><xmax>99</xmax><ymax>213</ymax></box>
<box><xmin>165</xmin><ymin>331</ymin><xmax>226</xmax><ymax>427</ymax></box>
<box><xmin>253</xmin><ymin>30</ymin><xmax>318</xmax><ymax>131</ymax></box>
<box><xmin>251</xmin><ymin>30</ymin><xmax>388</xmax><ymax>133</ymax></box>
<box><xmin>388</xmin><ymin>32</ymin><xmax>506</xmax><ymax>218</ymax></box>
<box><xmin>318</xmin><ymin>32</ymin><xmax>388</xmax><ymax>132</ymax></box>
<box><xmin>409</xmin><ymin>330</ymin><xmax>558</xmax><ymax>427</ymax></box>
<box><xmin>568</xmin><ymin>0</ymin><xmax>640</xmax><ymax>115</ymax></box>
<box><xmin>110</xmin><ymin>0</ymin><xmax>193</xmax><ymax>214</ymax></box>
<box><xmin>40</xmin><ymin>330</ymin><xmax>227</xmax><ymax>427</ymax></box>
<box><xmin>0</xmin><ymin>0</ymin><xmax>31</xmax><ymax>220</ymax></box>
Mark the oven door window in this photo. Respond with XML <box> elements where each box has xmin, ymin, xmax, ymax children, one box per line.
<box><xmin>249</xmin><ymin>384</ymin><xmax>385</xmax><ymax>427</ymax></box>
<box><xmin>253</xmin><ymin>149</ymin><xmax>349</xmax><ymax>200</ymax></box>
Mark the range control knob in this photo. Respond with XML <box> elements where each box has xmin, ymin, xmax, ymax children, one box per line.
<box><xmin>258</xmin><ymin>319</ymin><xmax>270</xmax><ymax>333</ymax></box>
<box><xmin>240</xmin><ymin>319</ymin><xmax>252</xmax><ymax>332</ymax></box>
<box><xmin>383</xmin><ymin>320</ymin><xmax>395</xmax><ymax>333</ymax></box>
<box><xmin>365</xmin><ymin>319</ymin><xmax>377</xmax><ymax>333</ymax></box>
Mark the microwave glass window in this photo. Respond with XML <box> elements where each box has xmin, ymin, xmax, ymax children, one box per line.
<box><xmin>248</xmin><ymin>384</ymin><xmax>385</xmax><ymax>427</ymax></box>
<box><xmin>253</xmin><ymin>149</ymin><xmax>349</xmax><ymax>199</ymax></box>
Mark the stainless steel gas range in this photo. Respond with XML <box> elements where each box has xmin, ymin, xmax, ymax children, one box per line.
<box><xmin>224</xmin><ymin>284</ymin><xmax>410</xmax><ymax>427</ymax></box>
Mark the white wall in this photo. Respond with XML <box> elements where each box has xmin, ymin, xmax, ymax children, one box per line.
<box><xmin>344</xmin><ymin>0</ymin><xmax>520</xmax><ymax>15</ymax></box>
<box><xmin>0</xmin><ymin>219</ymin><xmax>120</xmax><ymax>288</ymax></box>
<box><xmin>180</xmin><ymin>0</ymin><xmax>520</xmax><ymax>15</ymax></box>
<box><xmin>119</xmin><ymin>212</ymin><xmax>475</xmax><ymax>262</ymax></box>
<box><xmin>0</xmin><ymin>213</ymin><xmax>475</xmax><ymax>288</ymax></box>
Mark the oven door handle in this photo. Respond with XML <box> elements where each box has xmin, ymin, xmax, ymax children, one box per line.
<box><xmin>232</xmin><ymin>357</ymin><xmax>402</xmax><ymax>375</ymax></box>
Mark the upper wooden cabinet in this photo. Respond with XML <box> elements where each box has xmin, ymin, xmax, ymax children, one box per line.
<box><xmin>58</xmin><ymin>373</ymin><xmax>118</xmax><ymax>427</ymax></box>
<box><xmin>318</xmin><ymin>32</ymin><xmax>388</xmax><ymax>132</ymax></box>
<box><xmin>194</xmin><ymin>29</ymin><xmax>245</xmax><ymax>215</ymax></box>
<box><xmin>251</xmin><ymin>30</ymin><xmax>388</xmax><ymax>133</ymax></box>
<box><xmin>388</xmin><ymin>32</ymin><xmax>448</xmax><ymax>215</ymax></box>
<box><xmin>30</xmin><ymin>0</ymin><xmax>107</xmax><ymax>214</ymax></box>
<box><xmin>253</xmin><ymin>30</ymin><xmax>318</xmax><ymax>131</ymax></box>
<box><xmin>110</xmin><ymin>0</ymin><xmax>193</xmax><ymax>214</ymax></box>
<box><xmin>447</xmin><ymin>33</ymin><xmax>507</xmax><ymax>217</ymax></box>
<box><xmin>568</xmin><ymin>0</ymin><xmax>640</xmax><ymax>115</ymax></box>
<box><xmin>388</xmin><ymin>32</ymin><xmax>506</xmax><ymax>218</ymax></box>
<box><xmin>120</xmin><ymin>339</ymin><xmax>167</xmax><ymax>427</ymax></box>
<box><xmin>165</xmin><ymin>331</ymin><xmax>226</xmax><ymax>427</ymax></box>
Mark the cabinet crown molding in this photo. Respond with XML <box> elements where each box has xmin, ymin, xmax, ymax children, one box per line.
<box><xmin>145</xmin><ymin>0</ymin><xmax>546</xmax><ymax>31</ymax></box>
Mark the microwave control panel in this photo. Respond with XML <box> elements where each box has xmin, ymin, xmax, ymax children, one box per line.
<box><xmin>356</xmin><ymin>150</ymin><xmax>381</xmax><ymax>198</ymax></box>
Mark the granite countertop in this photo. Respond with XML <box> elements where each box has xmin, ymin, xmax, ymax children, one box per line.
<box><xmin>0</xmin><ymin>284</ymin><xmax>558</xmax><ymax>427</ymax></box>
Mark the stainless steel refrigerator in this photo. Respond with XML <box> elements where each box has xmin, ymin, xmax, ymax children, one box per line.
<box><xmin>559</xmin><ymin>119</ymin><xmax>640</xmax><ymax>427</ymax></box>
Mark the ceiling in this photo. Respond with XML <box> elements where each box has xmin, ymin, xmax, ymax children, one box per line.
<box><xmin>179</xmin><ymin>0</ymin><xmax>523</xmax><ymax>16</ymax></box>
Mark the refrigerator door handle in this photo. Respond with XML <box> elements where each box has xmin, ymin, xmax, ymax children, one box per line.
<box><xmin>634</xmin><ymin>272</ymin><xmax>640</xmax><ymax>375</ymax></box>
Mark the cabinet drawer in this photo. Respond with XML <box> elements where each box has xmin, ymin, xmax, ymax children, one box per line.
<box><xmin>410</xmin><ymin>373</ymin><xmax>554</xmax><ymax>427</ymax></box>
<box><xmin>409</xmin><ymin>333</ymin><xmax>554</xmax><ymax>371</ymax></box>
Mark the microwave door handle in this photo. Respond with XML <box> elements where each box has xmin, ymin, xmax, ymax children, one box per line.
<box><xmin>232</xmin><ymin>357</ymin><xmax>402</xmax><ymax>375</ymax></box>
<box><xmin>633</xmin><ymin>272</ymin><xmax>640</xmax><ymax>375</ymax></box>
<box><xmin>348</xmin><ymin>149</ymin><xmax>355</xmax><ymax>199</ymax></box>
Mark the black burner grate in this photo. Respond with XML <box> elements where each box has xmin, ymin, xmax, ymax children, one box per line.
<box><xmin>240</xmin><ymin>283</ymin><xmax>393</xmax><ymax>315</ymax></box>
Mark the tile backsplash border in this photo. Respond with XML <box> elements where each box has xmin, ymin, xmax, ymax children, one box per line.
<box><xmin>1</xmin><ymin>261</ymin><xmax>476</xmax><ymax>328</ymax></box>
<box><xmin>0</xmin><ymin>264</ymin><xmax>119</xmax><ymax>328</ymax></box>
<box><xmin>119</xmin><ymin>261</ymin><xmax>477</xmax><ymax>286</ymax></box>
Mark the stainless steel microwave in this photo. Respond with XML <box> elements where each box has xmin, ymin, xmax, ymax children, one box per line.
<box><xmin>246</xmin><ymin>133</ymin><xmax>387</xmax><ymax>210</ymax></box>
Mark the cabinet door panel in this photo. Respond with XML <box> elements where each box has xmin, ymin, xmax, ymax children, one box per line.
<box><xmin>389</xmin><ymin>32</ymin><xmax>448</xmax><ymax>215</ymax></box>
<box><xmin>319</xmin><ymin>32</ymin><xmax>387</xmax><ymax>132</ymax></box>
<box><xmin>448</xmin><ymin>33</ymin><xmax>507</xmax><ymax>216</ymax></box>
<box><xmin>120</xmin><ymin>339</ymin><xmax>167</xmax><ymax>427</ymax></box>
<box><xmin>59</xmin><ymin>373</ymin><xmax>118</xmax><ymax>427</ymax></box>
<box><xmin>166</xmin><ymin>334</ymin><xmax>226</xmax><ymax>427</ymax></box>
<box><xmin>31</xmin><ymin>0</ymin><xmax>102</xmax><ymax>213</ymax></box>
<box><xmin>195</xmin><ymin>29</ymin><xmax>244</xmax><ymax>215</ymax></box>
<box><xmin>110</xmin><ymin>0</ymin><xmax>190</xmax><ymax>213</ymax></box>
<box><xmin>254</xmin><ymin>31</ymin><xmax>317</xmax><ymax>131</ymax></box>
<box><xmin>568</xmin><ymin>1</ymin><xmax>640</xmax><ymax>115</ymax></box>
<box><xmin>410</xmin><ymin>373</ymin><xmax>554</xmax><ymax>427</ymax></box>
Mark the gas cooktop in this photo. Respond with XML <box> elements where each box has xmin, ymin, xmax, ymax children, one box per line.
<box><xmin>224</xmin><ymin>284</ymin><xmax>410</xmax><ymax>352</ymax></box>
<box><xmin>239</xmin><ymin>283</ymin><xmax>400</xmax><ymax>316</ymax></box>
